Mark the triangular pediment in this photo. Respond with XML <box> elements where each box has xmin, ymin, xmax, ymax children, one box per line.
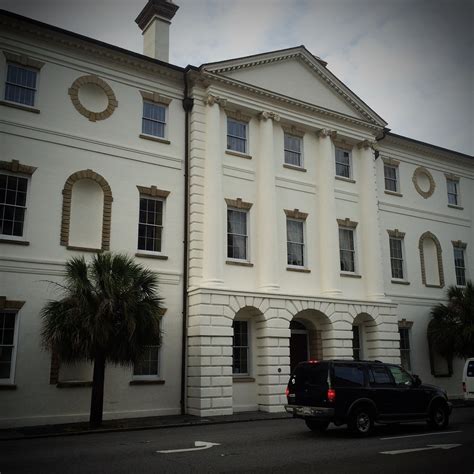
<box><xmin>202</xmin><ymin>47</ymin><xmax>386</xmax><ymax>127</ymax></box>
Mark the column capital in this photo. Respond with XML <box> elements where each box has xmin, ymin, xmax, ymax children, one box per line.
<box><xmin>357</xmin><ymin>139</ymin><xmax>378</xmax><ymax>151</ymax></box>
<box><xmin>258</xmin><ymin>110</ymin><xmax>280</xmax><ymax>122</ymax></box>
<box><xmin>316</xmin><ymin>128</ymin><xmax>337</xmax><ymax>139</ymax></box>
<box><xmin>203</xmin><ymin>94</ymin><xmax>227</xmax><ymax>108</ymax></box>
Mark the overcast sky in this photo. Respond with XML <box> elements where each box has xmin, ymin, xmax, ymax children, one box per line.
<box><xmin>2</xmin><ymin>0</ymin><xmax>473</xmax><ymax>154</ymax></box>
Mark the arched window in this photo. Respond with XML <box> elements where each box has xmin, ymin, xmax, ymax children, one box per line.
<box><xmin>419</xmin><ymin>232</ymin><xmax>444</xmax><ymax>288</ymax></box>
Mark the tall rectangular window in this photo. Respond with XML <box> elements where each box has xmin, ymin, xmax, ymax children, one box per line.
<box><xmin>232</xmin><ymin>321</ymin><xmax>249</xmax><ymax>375</ymax></box>
<box><xmin>137</xmin><ymin>197</ymin><xmax>163</xmax><ymax>253</ymax></box>
<box><xmin>142</xmin><ymin>101</ymin><xmax>166</xmax><ymax>138</ymax></box>
<box><xmin>389</xmin><ymin>237</ymin><xmax>404</xmax><ymax>279</ymax></box>
<box><xmin>335</xmin><ymin>148</ymin><xmax>351</xmax><ymax>178</ymax></box>
<box><xmin>352</xmin><ymin>325</ymin><xmax>361</xmax><ymax>361</ymax></box>
<box><xmin>284</xmin><ymin>133</ymin><xmax>302</xmax><ymax>167</ymax></box>
<box><xmin>0</xmin><ymin>173</ymin><xmax>28</xmax><ymax>238</ymax></box>
<box><xmin>5</xmin><ymin>64</ymin><xmax>37</xmax><ymax>107</ymax></box>
<box><xmin>227</xmin><ymin>209</ymin><xmax>248</xmax><ymax>260</ymax></box>
<box><xmin>133</xmin><ymin>345</ymin><xmax>160</xmax><ymax>377</ymax></box>
<box><xmin>399</xmin><ymin>327</ymin><xmax>411</xmax><ymax>371</ymax></box>
<box><xmin>287</xmin><ymin>218</ymin><xmax>304</xmax><ymax>266</ymax></box>
<box><xmin>227</xmin><ymin>118</ymin><xmax>247</xmax><ymax>154</ymax></box>
<box><xmin>454</xmin><ymin>246</ymin><xmax>466</xmax><ymax>286</ymax></box>
<box><xmin>384</xmin><ymin>164</ymin><xmax>398</xmax><ymax>192</ymax></box>
<box><xmin>0</xmin><ymin>311</ymin><xmax>17</xmax><ymax>382</ymax></box>
<box><xmin>339</xmin><ymin>227</ymin><xmax>355</xmax><ymax>272</ymax></box>
<box><xmin>446</xmin><ymin>178</ymin><xmax>459</xmax><ymax>206</ymax></box>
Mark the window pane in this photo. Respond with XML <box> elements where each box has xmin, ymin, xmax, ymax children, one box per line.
<box><xmin>352</xmin><ymin>326</ymin><xmax>360</xmax><ymax>360</ymax></box>
<box><xmin>227</xmin><ymin>119</ymin><xmax>247</xmax><ymax>153</ymax></box>
<box><xmin>334</xmin><ymin>364</ymin><xmax>365</xmax><ymax>387</ymax></box>
<box><xmin>0</xmin><ymin>174</ymin><xmax>27</xmax><ymax>237</ymax></box>
<box><xmin>369</xmin><ymin>366</ymin><xmax>393</xmax><ymax>386</ymax></box>
<box><xmin>384</xmin><ymin>165</ymin><xmax>398</xmax><ymax>192</ymax></box>
<box><xmin>287</xmin><ymin>220</ymin><xmax>303</xmax><ymax>243</ymax></box>
<box><xmin>134</xmin><ymin>345</ymin><xmax>160</xmax><ymax>376</ymax></box>
<box><xmin>335</xmin><ymin>149</ymin><xmax>351</xmax><ymax>178</ymax></box>
<box><xmin>232</xmin><ymin>321</ymin><xmax>249</xmax><ymax>374</ymax></box>
<box><xmin>5</xmin><ymin>65</ymin><xmax>37</xmax><ymax>106</ymax></box>
<box><xmin>0</xmin><ymin>312</ymin><xmax>16</xmax><ymax>380</ymax></box>
<box><xmin>137</xmin><ymin>198</ymin><xmax>163</xmax><ymax>252</ymax></box>
<box><xmin>390</xmin><ymin>238</ymin><xmax>404</xmax><ymax>279</ymax></box>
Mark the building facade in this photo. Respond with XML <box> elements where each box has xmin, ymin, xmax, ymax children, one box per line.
<box><xmin>0</xmin><ymin>2</ymin><xmax>472</xmax><ymax>426</ymax></box>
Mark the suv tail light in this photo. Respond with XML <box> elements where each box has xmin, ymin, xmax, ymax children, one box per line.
<box><xmin>327</xmin><ymin>388</ymin><xmax>336</xmax><ymax>403</ymax></box>
<box><xmin>463</xmin><ymin>382</ymin><xmax>466</xmax><ymax>393</ymax></box>
<box><xmin>285</xmin><ymin>386</ymin><xmax>290</xmax><ymax>397</ymax></box>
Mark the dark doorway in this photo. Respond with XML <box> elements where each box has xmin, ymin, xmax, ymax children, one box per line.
<box><xmin>290</xmin><ymin>320</ymin><xmax>309</xmax><ymax>372</ymax></box>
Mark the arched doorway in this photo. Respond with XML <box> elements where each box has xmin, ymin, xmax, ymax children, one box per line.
<box><xmin>290</xmin><ymin>320</ymin><xmax>309</xmax><ymax>371</ymax></box>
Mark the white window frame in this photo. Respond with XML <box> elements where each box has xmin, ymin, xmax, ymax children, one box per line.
<box><xmin>132</xmin><ymin>344</ymin><xmax>161</xmax><ymax>380</ymax></box>
<box><xmin>446</xmin><ymin>178</ymin><xmax>460</xmax><ymax>207</ymax></box>
<box><xmin>389</xmin><ymin>236</ymin><xmax>406</xmax><ymax>281</ymax></box>
<box><xmin>453</xmin><ymin>246</ymin><xmax>467</xmax><ymax>287</ymax></box>
<box><xmin>137</xmin><ymin>195</ymin><xmax>166</xmax><ymax>256</ymax></box>
<box><xmin>226</xmin><ymin>117</ymin><xmax>248</xmax><ymax>154</ymax></box>
<box><xmin>0</xmin><ymin>170</ymin><xmax>31</xmax><ymax>243</ymax></box>
<box><xmin>227</xmin><ymin>207</ymin><xmax>249</xmax><ymax>262</ymax></box>
<box><xmin>0</xmin><ymin>309</ymin><xmax>20</xmax><ymax>385</ymax></box>
<box><xmin>286</xmin><ymin>217</ymin><xmax>306</xmax><ymax>268</ymax></box>
<box><xmin>141</xmin><ymin>101</ymin><xmax>168</xmax><ymax>139</ymax></box>
<box><xmin>335</xmin><ymin>148</ymin><xmax>352</xmax><ymax>179</ymax></box>
<box><xmin>339</xmin><ymin>226</ymin><xmax>357</xmax><ymax>274</ymax></box>
<box><xmin>384</xmin><ymin>163</ymin><xmax>399</xmax><ymax>193</ymax></box>
<box><xmin>232</xmin><ymin>319</ymin><xmax>250</xmax><ymax>377</ymax></box>
<box><xmin>284</xmin><ymin>133</ymin><xmax>303</xmax><ymax>168</ymax></box>
<box><xmin>3</xmin><ymin>62</ymin><xmax>40</xmax><ymax>109</ymax></box>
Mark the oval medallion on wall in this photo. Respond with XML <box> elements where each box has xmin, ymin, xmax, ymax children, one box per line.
<box><xmin>68</xmin><ymin>75</ymin><xmax>118</xmax><ymax>122</ymax></box>
<box><xmin>412</xmin><ymin>166</ymin><xmax>435</xmax><ymax>198</ymax></box>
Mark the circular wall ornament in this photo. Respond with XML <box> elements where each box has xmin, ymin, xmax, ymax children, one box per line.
<box><xmin>412</xmin><ymin>166</ymin><xmax>435</xmax><ymax>198</ymax></box>
<box><xmin>68</xmin><ymin>75</ymin><xmax>118</xmax><ymax>122</ymax></box>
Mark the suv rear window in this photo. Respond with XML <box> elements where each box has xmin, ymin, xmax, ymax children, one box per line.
<box><xmin>333</xmin><ymin>364</ymin><xmax>365</xmax><ymax>387</ymax></box>
<box><xmin>467</xmin><ymin>361</ymin><xmax>474</xmax><ymax>377</ymax></box>
<box><xmin>292</xmin><ymin>362</ymin><xmax>328</xmax><ymax>388</ymax></box>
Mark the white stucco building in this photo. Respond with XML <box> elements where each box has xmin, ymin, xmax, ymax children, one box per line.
<box><xmin>0</xmin><ymin>1</ymin><xmax>472</xmax><ymax>427</ymax></box>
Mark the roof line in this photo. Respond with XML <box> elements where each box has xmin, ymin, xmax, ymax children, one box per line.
<box><xmin>0</xmin><ymin>9</ymin><xmax>188</xmax><ymax>73</ymax></box>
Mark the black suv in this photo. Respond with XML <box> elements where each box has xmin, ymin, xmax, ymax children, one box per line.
<box><xmin>285</xmin><ymin>359</ymin><xmax>452</xmax><ymax>435</ymax></box>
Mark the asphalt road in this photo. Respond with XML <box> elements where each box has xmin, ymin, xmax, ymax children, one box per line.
<box><xmin>1</xmin><ymin>407</ymin><xmax>473</xmax><ymax>474</ymax></box>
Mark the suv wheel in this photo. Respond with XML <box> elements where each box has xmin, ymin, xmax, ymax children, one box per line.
<box><xmin>428</xmin><ymin>403</ymin><xmax>449</xmax><ymax>429</ymax></box>
<box><xmin>349</xmin><ymin>407</ymin><xmax>374</xmax><ymax>436</ymax></box>
<box><xmin>305</xmin><ymin>419</ymin><xmax>329</xmax><ymax>433</ymax></box>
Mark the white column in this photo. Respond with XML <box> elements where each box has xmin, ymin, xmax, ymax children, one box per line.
<box><xmin>202</xmin><ymin>95</ymin><xmax>226</xmax><ymax>287</ymax></box>
<box><xmin>257</xmin><ymin>111</ymin><xmax>280</xmax><ymax>292</ymax></box>
<box><xmin>317</xmin><ymin>130</ymin><xmax>342</xmax><ymax>297</ymax></box>
<box><xmin>358</xmin><ymin>140</ymin><xmax>386</xmax><ymax>300</ymax></box>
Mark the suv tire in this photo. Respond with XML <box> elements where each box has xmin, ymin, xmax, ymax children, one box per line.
<box><xmin>349</xmin><ymin>407</ymin><xmax>374</xmax><ymax>436</ymax></box>
<box><xmin>428</xmin><ymin>402</ymin><xmax>449</xmax><ymax>429</ymax></box>
<box><xmin>305</xmin><ymin>419</ymin><xmax>329</xmax><ymax>433</ymax></box>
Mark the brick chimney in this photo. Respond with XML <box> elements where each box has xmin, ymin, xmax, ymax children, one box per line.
<box><xmin>135</xmin><ymin>0</ymin><xmax>179</xmax><ymax>62</ymax></box>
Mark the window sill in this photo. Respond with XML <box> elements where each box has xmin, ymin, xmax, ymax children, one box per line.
<box><xmin>424</xmin><ymin>284</ymin><xmax>443</xmax><ymax>288</ymax></box>
<box><xmin>0</xmin><ymin>384</ymin><xmax>17</xmax><ymax>390</ymax></box>
<box><xmin>56</xmin><ymin>381</ymin><xmax>93</xmax><ymax>388</ymax></box>
<box><xmin>67</xmin><ymin>245</ymin><xmax>102</xmax><ymax>252</ymax></box>
<box><xmin>391</xmin><ymin>279</ymin><xmax>410</xmax><ymax>285</ymax></box>
<box><xmin>225</xmin><ymin>150</ymin><xmax>252</xmax><ymax>160</ymax></box>
<box><xmin>139</xmin><ymin>134</ymin><xmax>171</xmax><ymax>145</ymax></box>
<box><xmin>130</xmin><ymin>379</ymin><xmax>165</xmax><ymax>385</ymax></box>
<box><xmin>384</xmin><ymin>190</ymin><xmax>403</xmax><ymax>197</ymax></box>
<box><xmin>340</xmin><ymin>272</ymin><xmax>362</xmax><ymax>278</ymax></box>
<box><xmin>335</xmin><ymin>176</ymin><xmax>356</xmax><ymax>184</ymax></box>
<box><xmin>135</xmin><ymin>252</ymin><xmax>169</xmax><ymax>260</ymax></box>
<box><xmin>448</xmin><ymin>204</ymin><xmax>464</xmax><ymax>210</ymax></box>
<box><xmin>233</xmin><ymin>377</ymin><xmax>255</xmax><ymax>383</ymax></box>
<box><xmin>283</xmin><ymin>164</ymin><xmax>307</xmax><ymax>172</ymax></box>
<box><xmin>286</xmin><ymin>266</ymin><xmax>311</xmax><ymax>273</ymax></box>
<box><xmin>226</xmin><ymin>260</ymin><xmax>253</xmax><ymax>267</ymax></box>
<box><xmin>0</xmin><ymin>238</ymin><xmax>30</xmax><ymax>246</ymax></box>
<box><xmin>0</xmin><ymin>100</ymin><xmax>40</xmax><ymax>114</ymax></box>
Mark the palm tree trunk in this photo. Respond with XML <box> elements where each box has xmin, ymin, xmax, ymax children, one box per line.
<box><xmin>89</xmin><ymin>351</ymin><xmax>106</xmax><ymax>428</ymax></box>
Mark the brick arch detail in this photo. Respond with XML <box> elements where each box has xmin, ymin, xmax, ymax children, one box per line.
<box><xmin>418</xmin><ymin>231</ymin><xmax>444</xmax><ymax>288</ymax></box>
<box><xmin>60</xmin><ymin>169</ymin><xmax>113</xmax><ymax>250</ymax></box>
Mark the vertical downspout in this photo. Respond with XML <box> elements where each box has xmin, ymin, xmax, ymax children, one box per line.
<box><xmin>180</xmin><ymin>68</ymin><xmax>194</xmax><ymax>415</ymax></box>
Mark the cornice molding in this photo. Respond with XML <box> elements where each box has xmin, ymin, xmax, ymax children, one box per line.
<box><xmin>225</xmin><ymin>108</ymin><xmax>252</xmax><ymax>122</ymax></box>
<box><xmin>2</xmin><ymin>50</ymin><xmax>44</xmax><ymax>69</ymax></box>
<box><xmin>0</xmin><ymin>297</ymin><xmax>25</xmax><ymax>310</ymax></box>
<box><xmin>387</xmin><ymin>229</ymin><xmax>405</xmax><ymax>239</ymax></box>
<box><xmin>281</xmin><ymin>124</ymin><xmax>305</xmax><ymax>138</ymax></box>
<box><xmin>137</xmin><ymin>185</ymin><xmax>170</xmax><ymax>198</ymax></box>
<box><xmin>284</xmin><ymin>208</ymin><xmax>308</xmax><ymax>220</ymax></box>
<box><xmin>225</xmin><ymin>198</ymin><xmax>253</xmax><ymax>210</ymax></box>
<box><xmin>452</xmin><ymin>240</ymin><xmax>467</xmax><ymax>249</ymax></box>
<box><xmin>0</xmin><ymin>159</ymin><xmax>37</xmax><ymax>175</ymax></box>
<box><xmin>140</xmin><ymin>90</ymin><xmax>172</xmax><ymax>105</ymax></box>
<box><xmin>382</xmin><ymin>156</ymin><xmax>400</xmax><ymax>166</ymax></box>
<box><xmin>337</xmin><ymin>217</ymin><xmax>358</xmax><ymax>229</ymax></box>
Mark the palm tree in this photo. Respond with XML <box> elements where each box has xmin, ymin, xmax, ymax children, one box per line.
<box><xmin>429</xmin><ymin>281</ymin><xmax>474</xmax><ymax>361</ymax></box>
<box><xmin>41</xmin><ymin>253</ymin><xmax>163</xmax><ymax>428</ymax></box>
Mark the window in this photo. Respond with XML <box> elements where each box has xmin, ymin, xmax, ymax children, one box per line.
<box><xmin>339</xmin><ymin>227</ymin><xmax>355</xmax><ymax>272</ymax></box>
<box><xmin>0</xmin><ymin>173</ymin><xmax>28</xmax><ymax>238</ymax></box>
<box><xmin>137</xmin><ymin>197</ymin><xmax>163</xmax><ymax>253</ymax></box>
<box><xmin>384</xmin><ymin>164</ymin><xmax>398</xmax><ymax>192</ymax></box>
<box><xmin>133</xmin><ymin>345</ymin><xmax>160</xmax><ymax>377</ymax></box>
<box><xmin>368</xmin><ymin>366</ymin><xmax>393</xmax><ymax>386</ymax></box>
<box><xmin>335</xmin><ymin>148</ymin><xmax>351</xmax><ymax>178</ymax></box>
<box><xmin>284</xmin><ymin>133</ymin><xmax>303</xmax><ymax>167</ymax></box>
<box><xmin>352</xmin><ymin>326</ymin><xmax>361</xmax><ymax>361</ymax></box>
<box><xmin>388</xmin><ymin>365</ymin><xmax>412</xmax><ymax>386</ymax></box>
<box><xmin>454</xmin><ymin>246</ymin><xmax>466</xmax><ymax>286</ymax></box>
<box><xmin>287</xmin><ymin>218</ymin><xmax>305</xmax><ymax>266</ymax></box>
<box><xmin>446</xmin><ymin>178</ymin><xmax>459</xmax><ymax>206</ymax></box>
<box><xmin>399</xmin><ymin>328</ymin><xmax>411</xmax><ymax>371</ymax></box>
<box><xmin>389</xmin><ymin>237</ymin><xmax>404</xmax><ymax>279</ymax></box>
<box><xmin>227</xmin><ymin>118</ymin><xmax>247</xmax><ymax>154</ymax></box>
<box><xmin>5</xmin><ymin>63</ymin><xmax>38</xmax><ymax>107</ymax></box>
<box><xmin>334</xmin><ymin>364</ymin><xmax>365</xmax><ymax>387</ymax></box>
<box><xmin>227</xmin><ymin>209</ymin><xmax>248</xmax><ymax>260</ymax></box>
<box><xmin>232</xmin><ymin>320</ymin><xmax>249</xmax><ymax>375</ymax></box>
<box><xmin>0</xmin><ymin>311</ymin><xmax>17</xmax><ymax>382</ymax></box>
<box><xmin>142</xmin><ymin>101</ymin><xmax>166</xmax><ymax>138</ymax></box>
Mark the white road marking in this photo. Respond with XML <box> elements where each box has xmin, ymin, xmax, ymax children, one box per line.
<box><xmin>380</xmin><ymin>430</ymin><xmax>462</xmax><ymax>440</ymax></box>
<box><xmin>156</xmin><ymin>441</ymin><xmax>221</xmax><ymax>454</ymax></box>
<box><xmin>380</xmin><ymin>444</ymin><xmax>462</xmax><ymax>455</ymax></box>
